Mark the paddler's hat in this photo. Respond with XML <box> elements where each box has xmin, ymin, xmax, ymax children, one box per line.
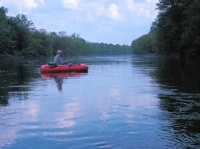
<box><xmin>57</xmin><ymin>50</ymin><xmax>62</xmax><ymax>54</ymax></box>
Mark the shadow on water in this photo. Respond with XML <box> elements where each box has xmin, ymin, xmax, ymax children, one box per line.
<box><xmin>41</xmin><ymin>72</ymin><xmax>88</xmax><ymax>91</ymax></box>
<box><xmin>0</xmin><ymin>57</ymin><xmax>42</xmax><ymax>106</ymax></box>
<box><xmin>132</xmin><ymin>55</ymin><xmax>200</xmax><ymax>148</ymax></box>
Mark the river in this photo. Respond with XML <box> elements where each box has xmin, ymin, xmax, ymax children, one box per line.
<box><xmin>0</xmin><ymin>55</ymin><xmax>200</xmax><ymax>149</ymax></box>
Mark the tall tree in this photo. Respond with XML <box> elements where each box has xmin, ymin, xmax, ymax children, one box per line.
<box><xmin>155</xmin><ymin>0</ymin><xmax>185</xmax><ymax>54</ymax></box>
<box><xmin>154</xmin><ymin>0</ymin><xmax>200</xmax><ymax>59</ymax></box>
<box><xmin>180</xmin><ymin>0</ymin><xmax>200</xmax><ymax>59</ymax></box>
<box><xmin>0</xmin><ymin>7</ymin><xmax>15</xmax><ymax>54</ymax></box>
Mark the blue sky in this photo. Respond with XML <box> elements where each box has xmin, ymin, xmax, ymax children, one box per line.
<box><xmin>0</xmin><ymin>0</ymin><xmax>158</xmax><ymax>45</ymax></box>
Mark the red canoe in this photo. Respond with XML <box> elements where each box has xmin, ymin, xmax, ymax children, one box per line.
<box><xmin>40</xmin><ymin>64</ymin><xmax>88</xmax><ymax>73</ymax></box>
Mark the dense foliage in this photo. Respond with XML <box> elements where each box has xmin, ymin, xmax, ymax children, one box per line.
<box><xmin>0</xmin><ymin>7</ymin><xmax>131</xmax><ymax>57</ymax></box>
<box><xmin>132</xmin><ymin>0</ymin><xmax>200</xmax><ymax>60</ymax></box>
<box><xmin>131</xmin><ymin>31</ymin><xmax>158</xmax><ymax>54</ymax></box>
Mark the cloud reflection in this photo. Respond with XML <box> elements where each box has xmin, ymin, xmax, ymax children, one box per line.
<box><xmin>0</xmin><ymin>100</ymin><xmax>39</xmax><ymax>148</ymax></box>
<box><xmin>55</xmin><ymin>102</ymin><xmax>81</xmax><ymax>128</ymax></box>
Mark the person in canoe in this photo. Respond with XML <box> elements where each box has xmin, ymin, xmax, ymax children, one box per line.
<box><xmin>54</xmin><ymin>50</ymin><xmax>67</xmax><ymax>65</ymax></box>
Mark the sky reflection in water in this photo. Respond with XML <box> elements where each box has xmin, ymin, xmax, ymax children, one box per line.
<box><xmin>0</xmin><ymin>56</ymin><xmax>199</xmax><ymax>149</ymax></box>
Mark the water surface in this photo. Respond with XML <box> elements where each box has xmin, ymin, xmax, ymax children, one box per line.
<box><xmin>0</xmin><ymin>56</ymin><xmax>200</xmax><ymax>148</ymax></box>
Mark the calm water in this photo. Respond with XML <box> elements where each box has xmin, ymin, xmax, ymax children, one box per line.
<box><xmin>0</xmin><ymin>55</ymin><xmax>200</xmax><ymax>149</ymax></box>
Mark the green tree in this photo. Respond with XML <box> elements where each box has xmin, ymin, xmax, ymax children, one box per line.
<box><xmin>155</xmin><ymin>0</ymin><xmax>184</xmax><ymax>54</ymax></box>
<box><xmin>0</xmin><ymin>7</ymin><xmax>15</xmax><ymax>54</ymax></box>
<box><xmin>8</xmin><ymin>14</ymin><xmax>35</xmax><ymax>55</ymax></box>
<box><xmin>30</xmin><ymin>29</ymin><xmax>49</xmax><ymax>56</ymax></box>
<box><xmin>154</xmin><ymin>0</ymin><xmax>200</xmax><ymax>60</ymax></box>
<box><xmin>180</xmin><ymin>0</ymin><xmax>200</xmax><ymax>60</ymax></box>
<box><xmin>131</xmin><ymin>32</ymin><xmax>158</xmax><ymax>54</ymax></box>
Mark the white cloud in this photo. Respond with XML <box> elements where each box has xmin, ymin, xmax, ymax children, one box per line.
<box><xmin>61</xmin><ymin>1</ymin><xmax>123</xmax><ymax>21</ymax></box>
<box><xmin>0</xmin><ymin>0</ymin><xmax>44</xmax><ymax>13</ymax></box>
<box><xmin>24</xmin><ymin>0</ymin><xmax>38</xmax><ymax>9</ymax></box>
<box><xmin>107</xmin><ymin>3</ymin><xmax>122</xmax><ymax>21</ymax></box>
<box><xmin>61</xmin><ymin>0</ymin><xmax>80</xmax><ymax>10</ymax></box>
<box><xmin>124</xmin><ymin>0</ymin><xmax>157</xmax><ymax>18</ymax></box>
<box><xmin>125</xmin><ymin>0</ymin><xmax>134</xmax><ymax>11</ymax></box>
<box><xmin>146</xmin><ymin>0</ymin><xmax>159</xmax><ymax>3</ymax></box>
<box><xmin>83</xmin><ymin>2</ymin><xmax>106</xmax><ymax>20</ymax></box>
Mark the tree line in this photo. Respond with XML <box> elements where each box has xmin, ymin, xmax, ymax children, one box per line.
<box><xmin>0</xmin><ymin>6</ymin><xmax>131</xmax><ymax>57</ymax></box>
<box><xmin>131</xmin><ymin>0</ymin><xmax>200</xmax><ymax>60</ymax></box>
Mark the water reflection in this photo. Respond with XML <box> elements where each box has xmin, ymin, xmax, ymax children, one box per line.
<box><xmin>54</xmin><ymin>77</ymin><xmax>63</xmax><ymax>91</ymax></box>
<box><xmin>41</xmin><ymin>72</ymin><xmax>88</xmax><ymax>91</ymax></box>
<box><xmin>0</xmin><ymin>56</ymin><xmax>200</xmax><ymax>148</ymax></box>
<box><xmin>0</xmin><ymin>58</ymin><xmax>40</xmax><ymax>106</ymax></box>
<box><xmin>131</xmin><ymin>55</ymin><xmax>200</xmax><ymax>148</ymax></box>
